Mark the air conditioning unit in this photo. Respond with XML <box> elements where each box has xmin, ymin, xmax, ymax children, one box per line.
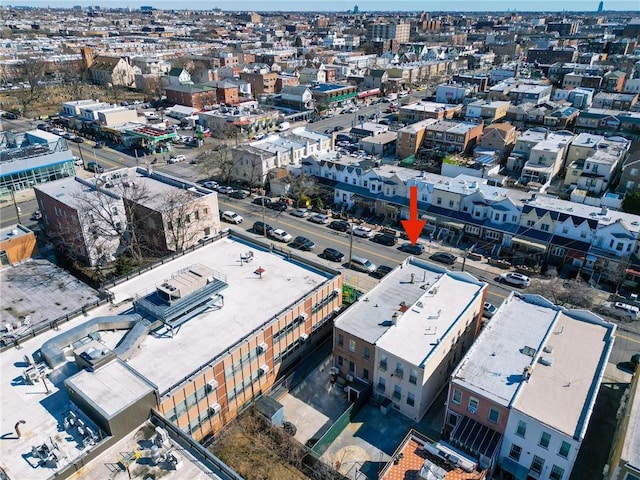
<box><xmin>206</xmin><ymin>379</ymin><xmax>218</xmax><ymax>392</ymax></box>
<box><xmin>333</xmin><ymin>288</ymin><xmax>341</xmax><ymax>295</ymax></box>
<box><xmin>330</xmin><ymin>366</ymin><xmax>340</xmax><ymax>375</ymax></box>
<box><xmin>257</xmin><ymin>342</ymin><xmax>268</xmax><ymax>353</ymax></box>
<box><xmin>209</xmin><ymin>403</ymin><xmax>221</xmax><ymax>415</ymax></box>
<box><xmin>299</xmin><ymin>333</ymin><xmax>309</xmax><ymax>342</ymax></box>
<box><xmin>299</xmin><ymin>312</ymin><xmax>308</xmax><ymax>321</ymax></box>
<box><xmin>468</xmin><ymin>405</ymin><xmax>477</xmax><ymax>414</ymax></box>
<box><xmin>259</xmin><ymin>364</ymin><xmax>269</xmax><ymax>375</ymax></box>
<box><xmin>346</xmin><ymin>374</ymin><xmax>354</xmax><ymax>382</ymax></box>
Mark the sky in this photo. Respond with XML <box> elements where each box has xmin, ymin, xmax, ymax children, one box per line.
<box><xmin>7</xmin><ymin>0</ymin><xmax>640</xmax><ymax>11</ymax></box>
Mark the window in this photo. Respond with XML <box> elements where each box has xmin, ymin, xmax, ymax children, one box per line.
<box><xmin>488</xmin><ymin>407</ymin><xmax>499</xmax><ymax>423</ymax></box>
<box><xmin>111</xmin><ymin>206</ymin><xmax>118</xmax><ymax>215</ymax></box>
<box><xmin>508</xmin><ymin>443</ymin><xmax>522</xmax><ymax>461</ymax></box>
<box><xmin>527</xmin><ymin>220</ymin><xmax>535</xmax><ymax>227</ymax></box>
<box><xmin>452</xmin><ymin>389</ymin><xmax>462</xmax><ymax>405</ymax></box>
<box><xmin>337</xmin><ymin>356</ymin><xmax>343</xmax><ymax>367</ymax></box>
<box><xmin>393</xmin><ymin>385</ymin><xmax>401</xmax><ymax>400</ymax></box>
<box><xmin>516</xmin><ymin>420</ymin><xmax>527</xmax><ymax>438</ymax></box>
<box><xmin>377</xmin><ymin>376</ymin><xmax>386</xmax><ymax>392</ymax></box>
<box><xmin>580</xmin><ymin>231</ymin><xmax>587</xmax><ymax>239</ymax></box>
<box><xmin>447</xmin><ymin>413</ymin><xmax>458</xmax><ymax>427</ymax></box>
<box><xmin>409</xmin><ymin>369</ymin><xmax>417</xmax><ymax>385</ymax></box>
<box><xmin>363</xmin><ymin>346</ymin><xmax>370</xmax><ymax>359</ymax></box>
<box><xmin>194</xmin><ymin>210</ymin><xmax>200</xmax><ymax>220</ymax></box>
<box><xmin>530</xmin><ymin>455</ymin><xmax>544</xmax><ymax>474</ymax></box>
<box><xmin>468</xmin><ymin>397</ymin><xmax>478</xmax><ymax>414</ymax></box>
<box><xmin>349</xmin><ymin>361</ymin><xmax>355</xmax><ymax>373</ymax></box>
<box><xmin>348</xmin><ymin>339</ymin><xmax>356</xmax><ymax>353</ymax></box>
<box><xmin>539</xmin><ymin>431</ymin><xmax>551</xmax><ymax>449</ymax></box>
<box><xmin>407</xmin><ymin>392</ymin><xmax>415</xmax><ymax>406</ymax></box>
<box><xmin>449</xmin><ymin>200</ymin><xmax>454</xmax><ymax>208</ymax></box>
<box><xmin>630</xmin><ymin>168</ymin><xmax>639</xmax><ymax>176</ymax></box>
<box><xmin>363</xmin><ymin>368</ymin><xmax>369</xmax><ymax>380</ymax></box>
<box><xmin>550</xmin><ymin>465</ymin><xmax>565</xmax><ymax>480</ymax></box>
<box><xmin>436</xmin><ymin>197</ymin><xmax>442</xmax><ymax>205</ymax></box>
<box><xmin>558</xmin><ymin>441</ymin><xmax>570</xmax><ymax>458</ymax></box>
<box><xmin>337</xmin><ymin>334</ymin><xmax>344</xmax><ymax>347</ymax></box>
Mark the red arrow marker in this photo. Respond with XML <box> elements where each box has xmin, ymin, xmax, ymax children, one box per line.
<box><xmin>401</xmin><ymin>185</ymin><xmax>426</xmax><ymax>245</ymax></box>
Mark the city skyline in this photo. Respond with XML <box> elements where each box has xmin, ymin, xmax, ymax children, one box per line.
<box><xmin>5</xmin><ymin>0</ymin><xmax>640</xmax><ymax>11</ymax></box>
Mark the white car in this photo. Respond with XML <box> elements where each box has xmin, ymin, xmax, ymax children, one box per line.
<box><xmin>483</xmin><ymin>302</ymin><xmax>497</xmax><ymax>318</ymax></box>
<box><xmin>201</xmin><ymin>181</ymin><xmax>219</xmax><ymax>190</ymax></box>
<box><xmin>498</xmin><ymin>272</ymin><xmax>530</xmax><ymax>288</ymax></box>
<box><xmin>290</xmin><ymin>208</ymin><xmax>309</xmax><ymax>218</ymax></box>
<box><xmin>73</xmin><ymin>156</ymin><xmax>83</xmax><ymax>166</ymax></box>
<box><xmin>309</xmin><ymin>213</ymin><xmax>330</xmax><ymax>224</ymax></box>
<box><xmin>221</xmin><ymin>211</ymin><xmax>244</xmax><ymax>224</ymax></box>
<box><xmin>269</xmin><ymin>229</ymin><xmax>293</xmax><ymax>243</ymax></box>
<box><xmin>352</xmin><ymin>225</ymin><xmax>374</xmax><ymax>238</ymax></box>
<box><xmin>168</xmin><ymin>154</ymin><xmax>186</xmax><ymax>164</ymax></box>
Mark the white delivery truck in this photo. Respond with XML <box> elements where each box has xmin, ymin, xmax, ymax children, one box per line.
<box><xmin>384</xmin><ymin>93</ymin><xmax>398</xmax><ymax>101</ymax></box>
<box><xmin>277</xmin><ymin>122</ymin><xmax>291</xmax><ymax>132</ymax></box>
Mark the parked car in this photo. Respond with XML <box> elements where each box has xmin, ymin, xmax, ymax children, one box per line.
<box><xmin>309</xmin><ymin>213</ymin><xmax>330</xmax><ymax>224</ymax></box>
<box><xmin>372</xmin><ymin>233</ymin><xmax>397</xmax><ymax>246</ymax></box>
<box><xmin>94</xmin><ymin>141</ymin><xmax>105</xmax><ymax>148</ymax></box>
<box><xmin>2</xmin><ymin>112</ymin><xmax>18</xmax><ymax>119</ymax></box>
<box><xmin>168</xmin><ymin>154</ymin><xmax>186</xmax><ymax>164</ymax></box>
<box><xmin>398</xmin><ymin>242</ymin><xmax>425</xmax><ymax>255</ymax></box>
<box><xmin>269</xmin><ymin>229</ymin><xmax>293</xmax><ymax>243</ymax></box>
<box><xmin>71</xmin><ymin>136</ymin><xmax>84</xmax><ymax>143</ymax></box>
<box><xmin>328</xmin><ymin>220</ymin><xmax>351</xmax><ymax>232</ymax></box>
<box><xmin>352</xmin><ymin>225</ymin><xmax>373</xmax><ymax>238</ymax></box>
<box><xmin>221</xmin><ymin>211</ymin><xmax>244</xmax><ymax>224</ymax></box>
<box><xmin>73</xmin><ymin>156</ymin><xmax>83</xmax><ymax>166</ymax></box>
<box><xmin>498</xmin><ymin>272</ymin><xmax>531</xmax><ymax>288</ymax></box>
<box><xmin>252</xmin><ymin>221</ymin><xmax>272</xmax><ymax>235</ymax></box>
<box><xmin>217</xmin><ymin>186</ymin><xmax>235</xmax><ymax>194</ymax></box>
<box><xmin>322</xmin><ymin>248</ymin><xmax>344</xmax><ymax>262</ymax></box>
<box><xmin>228</xmin><ymin>190</ymin><xmax>248</xmax><ymax>199</ymax></box>
<box><xmin>483</xmin><ymin>302</ymin><xmax>497</xmax><ymax>318</ymax></box>
<box><xmin>349</xmin><ymin>255</ymin><xmax>376</xmax><ymax>273</ymax></box>
<box><xmin>201</xmin><ymin>181</ymin><xmax>219</xmax><ymax>190</ymax></box>
<box><xmin>30</xmin><ymin>210</ymin><xmax>42</xmax><ymax>221</ymax></box>
<box><xmin>632</xmin><ymin>353</ymin><xmax>640</xmax><ymax>372</ymax></box>
<box><xmin>267</xmin><ymin>201</ymin><xmax>288</xmax><ymax>212</ymax></box>
<box><xmin>252</xmin><ymin>197</ymin><xmax>271</xmax><ymax>206</ymax></box>
<box><xmin>289</xmin><ymin>236</ymin><xmax>315</xmax><ymax>251</ymax></box>
<box><xmin>86</xmin><ymin>162</ymin><xmax>104</xmax><ymax>173</ymax></box>
<box><xmin>290</xmin><ymin>208</ymin><xmax>309</xmax><ymax>218</ymax></box>
<box><xmin>371</xmin><ymin>265</ymin><xmax>393</xmax><ymax>279</ymax></box>
<box><xmin>429</xmin><ymin>252</ymin><xmax>457</xmax><ymax>265</ymax></box>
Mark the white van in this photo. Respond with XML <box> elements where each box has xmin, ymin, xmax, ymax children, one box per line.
<box><xmin>278</xmin><ymin>122</ymin><xmax>291</xmax><ymax>132</ymax></box>
<box><xmin>613</xmin><ymin>302</ymin><xmax>640</xmax><ymax>319</ymax></box>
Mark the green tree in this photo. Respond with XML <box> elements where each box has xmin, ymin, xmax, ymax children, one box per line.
<box><xmin>294</xmin><ymin>36</ymin><xmax>303</xmax><ymax>48</ymax></box>
<box><xmin>622</xmin><ymin>191</ymin><xmax>640</xmax><ymax>215</ymax></box>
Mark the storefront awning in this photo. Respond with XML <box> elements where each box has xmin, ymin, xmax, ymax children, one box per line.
<box><xmin>511</xmin><ymin>237</ymin><xmax>547</xmax><ymax>252</ymax></box>
<box><xmin>358</xmin><ymin>88</ymin><xmax>380</xmax><ymax>98</ymax></box>
<box><xmin>450</xmin><ymin>416</ymin><xmax>502</xmax><ymax>461</ymax></box>
<box><xmin>442</xmin><ymin>221</ymin><xmax>465</xmax><ymax>230</ymax></box>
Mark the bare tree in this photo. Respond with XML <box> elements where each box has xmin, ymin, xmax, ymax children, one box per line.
<box><xmin>283</xmin><ymin>172</ymin><xmax>320</xmax><ymax>208</ymax></box>
<box><xmin>527</xmin><ymin>275</ymin><xmax>595</xmax><ymax>309</ymax></box>
<box><xmin>198</xmin><ymin>145</ymin><xmax>235</xmax><ymax>183</ymax></box>
<box><xmin>141</xmin><ymin>75</ymin><xmax>164</xmax><ymax>102</ymax></box>
<box><xmin>161</xmin><ymin>190</ymin><xmax>213</xmax><ymax>252</ymax></box>
<box><xmin>15</xmin><ymin>59</ymin><xmax>47</xmax><ymax>116</ymax></box>
<box><xmin>58</xmin><ymin>58</ymin><xmax>91</xmax><ymax>101</ymax></box>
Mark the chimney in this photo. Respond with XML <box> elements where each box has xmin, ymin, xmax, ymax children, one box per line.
<box><xmin>410</xmin><ymin>273</ymin><xmax>415</xmax><ymax>283</ymax></box>
<box><xmin>391</xmin><ymin>312</ymin><xmax>399</xmax><ymax>325</ymax></box>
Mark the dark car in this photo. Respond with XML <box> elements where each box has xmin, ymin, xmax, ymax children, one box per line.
<box><xmin>328</xmin><ymin>220</ymin><xmax>351</xmax><ymax>232</ymax></box>
<box><xmin>37</xmin><ymin>123</ymin><xmax>48</xmax><ymax>130</ymax></box>
<box><xmin>322</xmin><ymin>248</ymin><xmax>344</xmax><ymax>262</ymax></box>
<box><xmin>289</xmin><ymin>236</ymin><xmax>315</xmax><ymax>251</ymax></box>
<box><xmin>2</xmin><ymin>112</ymin><xmax>18</xmax><ymax>119</ymax></box>
<box><xmin>399</xmin><ymin>242</ymin><xmax>425</xmax><ymax>255</ymax></box>
<box><xmin>267</xmin><ymin>201</ymin><xmax>288</xmax><ymax>212</ymax></box>
<box><xmin>370</xmin><ymin>265</ymin><xmax>393</xmax><ymax>279</ymax></box>
<box><xmin>253</xmin><ymin>221</ymin><xmax>273</xmax><ymax>236</ymax></box>
<box><xmin>252</xmin><ymin>197</ymin><xmax>271</xmax><ymax>206</ymax></box>
<box><xmin>372</xmin><ymin>233</ymin><xmax>397</xmax><ymax>246</ymax></box>
<box><xmin>71</xmin><ymin>136</ymin><xmax>84</xmax><ymax>143</ymax></box>
<box><xmin>94</xmin><ymin>141</ymin><xmax>105</xmax><ymax>149</ymax></box>
<box><xmin>86</xmin><ymin>162</ymin><xmax>104</xmax><ymax>173</ymax></box>
<box><xmin>429</xmin><ymin>252</ymin><xmax>457</xmax><ymax>265</ymax></box>
<box><xmin>228</xmin><ymin>190</ymin><xmax>248</xmax><ymax>199</ymax></box>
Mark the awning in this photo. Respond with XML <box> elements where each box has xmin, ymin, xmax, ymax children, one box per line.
<box><xmin>358</xmin><ymin>88</ymin><xmax>380</xmax><ymax>98</ymax></box>
<box><xmin>450</xmin><ymin>415</ymin><xmax>502</xmax><ymax>461</ymax></box>
<box><xmin>420</xmin><ymin>214</ymin><xmax>437</xmax><ymax>223</ymax></box>
<box><xmin>442</xmin><ymin>221</ymin><xmax>465</xmax><ymax>230</ymax></box>
<box><xmin>511</xmin><ymin>237</ymin><xmax>547</xmax><ymax>252</ymax></box>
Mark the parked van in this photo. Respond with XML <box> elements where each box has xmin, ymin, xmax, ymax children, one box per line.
<box><xmin>278</xmin><ymin>121</ymin><xmax>291</xmax><ymax>132</ymax></box>
<box><xmin>349</xmin><ymin>255</ymin><xmax>376</xmax><ymax>273</ymax></box>
<box><xmin>613</xmin><ymin>302</ymin><xmax>640</xmax><ymax>319</ymax></box>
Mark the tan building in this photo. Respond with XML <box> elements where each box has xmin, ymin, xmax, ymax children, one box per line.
<box><xmin>0</xmin><ymin>225</ymin><xmax>37</xmax><ymax>267</ymax></box>
<box><xmin>479</xmin><ymin>122</ymin><xmax>518</xmax><ymax>156</ymax></box>
<box><xmin>240</xmin><ymin>70</ymin><xmax>278</xmax><ymax>96</ymax></box>
<box><xmin>395</xmin><ymin>119</ymin><xmax>437</xmax><ymax>159</ymax></box>
<box><xmin>422</xmin><ymin>120</ymin><xmax>484</xmax><ymax>155</ymax></box>
<box><xmin>88</xmin><ymin>56</ymin><xmax>135</xmax><ymax>87</ymax></box>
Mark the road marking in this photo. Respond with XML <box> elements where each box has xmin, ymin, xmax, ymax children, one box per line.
<box><xmin>617</xmin><ymin>333</ymin><xmax>640</xmax><ymax>346</ymax></box>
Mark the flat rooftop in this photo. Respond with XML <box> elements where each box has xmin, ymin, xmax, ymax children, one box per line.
<box><xmin>453</xmin><ymin>294</ymin><xmax>558</xmax><ymax>407</ymax></box>
<box><xmin>514</xmin><ymin>308</ymin><xmax>615</xmax><ymax>439</ymax></box>
<box><xmin>65</xmin><ymin>359</ymin><xmax>157</xmax><ymax>419</ymax></box>
<box><xmin>0</xmin><ymin>224</ymin><xmax>33</xmax><ymax>242</ymax></box>
<box><xmin>336</xmin><ymin>258</ymin><xmax>484</xmax><ymax>365</ymax></box>
<box><xmin>376</xmin><ymin>265</ymin><xmax>485</xmax><ymax>367</ymax></box>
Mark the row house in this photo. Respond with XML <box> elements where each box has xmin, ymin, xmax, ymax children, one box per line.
<box><xmin>563</xmin><ymin>133</ymin><xmax>631</xmax><ymax>194</ymax></box>
<box><xmin>464</xmin><ymin>100</ymin><xmax>510</xmax><ymax>124</ymax></box>
<box><xmin>165</xmin><ymin>85</ymin><xmax>217</xmax><ymax>110</ymax></box>
<box><xmin>506</xmin><ymin>128</ymin><xmax>569</xmax><ymax>177</ymax></box>
<box><xmin>507</xmin><ymin>84</ymin><xmax>553</xmax><ymax>106</ymax></box>
<box><xmin>519</xmin><ymin>131</ymin><xmax>575</xmax><ymax>187</ymax></box>
<box><xmin>479</xmin><ymin>122</ymin><xmax>518</xmax><ymax>160</ymax></box>
<box><xmin>561</xmin><ymin>73</ymin><xmax>603</xmax><ymax>90</ymax></box>
<box><xmin>333</xmin><ymin>258</ymin><xmax>486</xmax><ymax>420</ymax></box>
<box><xmin>445</xmin><ymin>292</ymin><xmax>615</xmax><ymax>477</ymax></box>
<box><xmin>398</xmin><ymin>101</ymin><xmax>461</xmax><ymax>124</ymax></box>
<box><xmin>35</xmin><ymin>168</ymin><xmax>221</xmax><ymax>266</ymax></box>
<box><xmin>421</xmin><ymin>120</ymin><xmax>484</xmax><ymax>155</ymax></box>
<box><xmin>396</xmin><ymin>119</ymin><xmax>438</xmax><ymax>159</ymax></box>
<box><xmin>301</xmin><ymin>152</ymin><xmax>640</xmax><ymax>281</ymax></box>
<box><xmin>592</xmin><ymin>92</ymin><xmax>639</xmax><ymax>111</ymax></box>
<box><xmin>575</xmin><ymin>109</ymin><xmax>640</xmax><ymax>138</ymax></box>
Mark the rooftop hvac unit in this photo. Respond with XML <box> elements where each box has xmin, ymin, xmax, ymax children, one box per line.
<box><xmin>258</xmin><ymin>342</ymin><xmax>268</xmax><ymax>353</ymax></box>
<box><xmin>209</xmin><ymin>403</ymin><xmax>221</xmax><ymax>415</ymax></box>
<box><xmin>299</xmin><ymin>333</ymin><xmax>309</xmax><ymax>342</ymax></box>
<box><xmin>206</xmin><ymin>379</ymin><xmax>218</xmax><ymax>392</ymax></box>
<box><xmin>346</xmin><ymin>374</ymin><xmax>354</xmax><ymax>382</ymax></box>
<box><xmin>259</xmin><ymin>364</ymin><xmax>269</xmax><ymax>375</ymax></box>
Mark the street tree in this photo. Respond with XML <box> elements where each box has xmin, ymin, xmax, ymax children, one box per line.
<box><xmin>161</xmin><ymin>189</ymin><xmax>213</xmax><ymax>252</ymax></box>
<box><xmin>197</xmin><ymin>145</ymin><xmax>235</xmax><ymax>183</ymax></box>
<box><xmin>622</xmin><ymin>191</ymin><xmax>640</xmax><ymax>215</ymax></box>
<box><xmin>283</xmin><ymin>172</ymin><xmax>320</xmax><ymax>208</ymax></box>
<box><xmin>15</xmin><ymin>59</ymin><xmax>47</xmax><ymax>117</ymax></box>
<box><xmin>58</xmin><ymin>58</ymin><xmax>91</xmax><ymax>101</ymax></box>
<box><xmin>526</xmin><ymin>275</ymin><xmax>595</xmax><ymax>309</ymax></box>
<box><xmin>141</xmin><ymin>75</ymin><xmax>164</xmax><ymax>102</ymax></box>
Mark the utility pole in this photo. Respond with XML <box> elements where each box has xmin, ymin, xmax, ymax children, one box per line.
<box><xmin>10</xmin><ymin>188</ymin><xmax>22</xmax><ymax>224</ymax></box>
<box><xmin>348</xmin><ymin>222</ymin><xmax>354</xmax><ymax>267</ymax></box>
<box><xmin>261</xmin><ymin>194</ymin><xmax>267</xmax><ymax>238</ymax></box>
